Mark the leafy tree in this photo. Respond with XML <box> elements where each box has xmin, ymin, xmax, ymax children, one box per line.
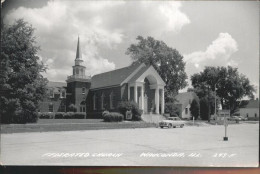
<box><xmin>190</xmin><ymin>99</ymin><xmax>200</xmax><ymax>119</ymax></box>
<box><xmin>199</xmin><ymin>97</ymin><xmax>209</xmax><ymax>120</ymax></box>
<box><xmin>126</xmin><ymin>36</ymin><xmax>188</xmax><ymax>101</ymax></box>
<box><xmin>164</xmin><ymin>103</ymin><xmax>181</xmax><ymax>117</ymax></box>
<box><xmin>191</xmin><ymin>66</ymin><xmax>255</xmax><ymax>114</ymax></box>
<box><xmin>0</xmin><ymin>19</ymin><xmax>48</xmax><ymax>123</ymax></box>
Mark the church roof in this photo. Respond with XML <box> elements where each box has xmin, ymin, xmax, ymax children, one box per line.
<box><xmin>127</xmin><ymin>65</ymin><xmax>151</xmax><ymax>83</ymax></box>
<box><xmin>175</xmin><ymin>92</ymin><xmax>199</xmax><ymax>111</ymax></box>
<box><xmin>90</xmin><ymin>62</ymin><xmax>143</xmax><ymax>89</ymax></box>
<box><xmin>240</xmin><ymin>99</ymin><xmax>259</xmax><ymax>109</ymax></box>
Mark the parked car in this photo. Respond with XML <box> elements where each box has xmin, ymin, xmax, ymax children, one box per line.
<box><xmin>238</xmin><ymin>116</ymin><xmax>248</xmax><ymax>121</ymax></box>
<box><xmin>228</xmin><ymin>116</ymin><xmax>242</xmax><ymax>121</ymax></box>
<box><xmin>159</xmin><ymin>117</ymin><xmax>185</xmax><ymax>128</ymax></box>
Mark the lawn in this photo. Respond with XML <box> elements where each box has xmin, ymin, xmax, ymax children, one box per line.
<box><xmin>1</xmin><ymin>119</ymin><xmax>156</xmax><ymax>134</ymax></box>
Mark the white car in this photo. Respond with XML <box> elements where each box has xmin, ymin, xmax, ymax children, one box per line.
<box><xmin>159</xmin><ymin>117</ymin><xmax>185</xmax><ymax>128</ymax></box>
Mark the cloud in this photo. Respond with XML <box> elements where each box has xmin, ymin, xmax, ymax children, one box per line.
<box><xmin>4</xmin><ymin>1</ymin><xmax>190</xmax><ymax>81</ymax></box>
<box><xmin>184</xmin><ymin>33</ymin><xmax>238</xmax><ymax>77</ymax></box>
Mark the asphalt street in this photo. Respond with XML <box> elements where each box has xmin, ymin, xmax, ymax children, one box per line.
<box><xmin>1</xmin><ymin>123</ymin><xmax>258</xmax><ymax>167</ymax></box>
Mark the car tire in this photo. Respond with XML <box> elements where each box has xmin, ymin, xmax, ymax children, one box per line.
<box><xmin>180</xmin><ymin>124</ymin><xmax>184</xmax><ymax>128</ymax></box>
<box><xmin>173</xmin><ymin>126</ymin><xmax>176</xmax><ymax>128</ymax></box>
<box><xmin>160</xmin><ymin>126</ymin><xmax>163</xmax><ymax>128</ymax></box>
<box><xmin>168</xmin><ymin>124</ymin><xmax>172</xmax><ymax>128</ymax></box>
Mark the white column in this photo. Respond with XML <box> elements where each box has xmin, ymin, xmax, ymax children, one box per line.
<box><xmin>155</xmin><ymin>87</ymin><xmax>159</xmax><ymax>114</ymax></box>
<box><xmin>134</xmin><ymin>83</ymin><xmax>138</xmax><ymax>103</ymax></box>
<box><xmin>141</xmin><ymin>84</ymin><xmax>144</xmax><ymax>110</ymax></box>
<box><xmin>161</xmin><ymin>88</ymin><xmax>165</xmax><ymax>114</ymax></box>
<box><xmin>128</xmin><ymin>84</ymin><xmax>130</xmax><ymax>100</ymax></box>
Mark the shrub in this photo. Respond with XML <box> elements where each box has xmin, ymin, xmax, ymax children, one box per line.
<box><xmin>11</xmin><ymin>110</ymin><xmax>39</xmax><ymax>123</ymax></box>
<box><xmin>39</xmin><ymin>112</ymin><xmax>55</xmax><ymax>119</ymax></box>
<box><xmin>103</xmin><ymin>112</ymin><xmax>123</xmax><ymax>122</ymax></box>
<box><xmin>63</xmin><ymin>112</ymin><xmax>73</xmax><ymax>119</ymax></box>
<box><xmin>39</xmin><ymin>112</ymin><xmax>86</xmax><ymax>119</ymax></box>
<box><xmin>73</xmin><ymin>112</ymin><xmax>86</xmax><ymax>119</ymax></box>
<box><xmin>117</xmin><ymin>101</ymin><xmax>143</xmax><ymax>121</ymax></box>
<box><xmin>68</xmin><ymin>104</ymin><xmax>77</xmax><ymax>112</ymax></box>
<box><xmin>102</xmin><ymin>110</ymin><xmax>110</xmax><ymax>117</ymax></box>
<box><xmin>55</xmin><ymin>112</ymin><xmax>64</xmax><ymax>119</ymax></box>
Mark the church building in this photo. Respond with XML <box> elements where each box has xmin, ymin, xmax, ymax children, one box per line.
<box><xmin>39</xmin><ymin>37</ymin><xmax>166</xmax><ymax>118</ymax></box>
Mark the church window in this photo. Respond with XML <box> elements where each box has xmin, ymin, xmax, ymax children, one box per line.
<box><xmin>60</xmin><ymin>102</ymin><xmax>66</xmax><ymax>112</ymax></box>
<box><xmin>80</xmin><ymin>101</ymin><xmax>86</xmax><ymax>113</ymax></box>
<box><xmin>185</xmin><ymin>108</ymin><xmax>188</xmax><ymax>114</ymax></box>
<box><xmin>49</xmin><ymin>89</ymin><xmax>54</xmax><ymax>98</ymax></box>
<box><xmin>101</xmin><ymin>92</ymin><xmax>105</xmax><ymax>110</ymax></box>
<box><xmin>93</xmin><ymin>94</ymin><xmax>96</xmax><ymax>110</ymax></box>
<box><xmin>76</xmin><ymin>68</ymin><xmax>79</xmax><ymax>74</ymax></box>
<box><xmin>60</xmin><ymin>90</ymin><xmax>66</xmax><ymax>98</ymax></box>
<box><xmin>49</xmin><ymin>103</ymin><xmax>54</xmax><ymax>112</ymax></box>
<box><xmin>110</xmin><ymin>91</ymin><xmax>114</xmax><ymax>109</ymax></box>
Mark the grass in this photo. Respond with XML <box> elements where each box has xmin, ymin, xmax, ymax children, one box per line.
<box><xmin>1</xmin><ymin>119</ymin><xmax>156</xmax><ymax>134</ymax></box>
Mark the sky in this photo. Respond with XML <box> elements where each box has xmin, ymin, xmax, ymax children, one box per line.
<box><xmin>2</xmin><ymin>0</ymin><xmax>259</xmax><ymax>97</ymax></box>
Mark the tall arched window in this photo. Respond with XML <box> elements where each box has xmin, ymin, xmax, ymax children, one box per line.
<box><xmin>49</xmin><ymin>103</ymin><xmax>54</xmax><ymax>112</ymax></box>
<box><xmin>80</xmin><ymin>101</ymin><xmax>86</xmax><ymax>113</ymax></box>
<box><xmin>101</xmin><ymin>92</ymin><xmax>105</xmax><ymax>110</ymax></box>
<box><xmin>93</xmin><ymin>93</ymin><xmax>96</xmax><ymax>110</ymax></box>
<box><xmin>110</xmin><ymin>91</ymin><xmax>114</xmax><ymax>109</ymax></box>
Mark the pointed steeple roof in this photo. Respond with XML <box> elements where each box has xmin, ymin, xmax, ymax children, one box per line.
<box><xmin>75</xmin><ymin>36</ymin><xmax>82</xmax><ymax>60</ymax></box>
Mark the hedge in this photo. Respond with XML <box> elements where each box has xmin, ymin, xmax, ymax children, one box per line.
<box><xmin>103</xmin><ymin>112</ymin><xmax>123</xmax><ymax>122</ymax></box>
<box><xmin>117</xmin><ymin>101</ymin><xmax>143</xmax><ymax>121</ymax></box>
<box><xmin>38</xmin><ymin>112</ymin><xmax>86</xmax><ymax>119</ymax></box>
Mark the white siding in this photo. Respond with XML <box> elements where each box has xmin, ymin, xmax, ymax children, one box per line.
<box><xmin>240</xmin><ymin>108</ymin><xmax>259</xmax><ymax>118</ymax></box>
<box><xmin>181</xmin><ymin>104</ymin><xmax>191</xmax><ymax>119</ymax></box>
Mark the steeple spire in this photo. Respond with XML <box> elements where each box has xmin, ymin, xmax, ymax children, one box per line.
<box><xmin>75</xmin><ymin>36</ymin><xmax>82</xmax><ymax>60</ymax></box>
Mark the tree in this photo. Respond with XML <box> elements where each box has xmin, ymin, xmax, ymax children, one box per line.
<box><xmin>0</xmin><ymin>19</ymin><xmax>48</xmax><ymax>123</ymax></box>
<box><xmin>199</xmin><ymin>97</ymin><xmax>209</xmax><ymax>120</ymax></box>
<box><xmin>190</xmin><ymin>99</ymin><xmax>199</xmax><ymax>120</ymax></box>
<box><xmin>126</xmin><ymin>36</ymin><xmax>188</xmax><ymax>101</ymax></box>
<box><xmin>191</xmin><ymin>66</ymin><xmax>255</xmax><ymax>114</ymax></box>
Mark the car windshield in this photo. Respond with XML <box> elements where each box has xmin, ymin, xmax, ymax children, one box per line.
<box><xmin>167</xmin><ymin>117</ymin><xmax>180</xmax><ymax>120</ymax></box>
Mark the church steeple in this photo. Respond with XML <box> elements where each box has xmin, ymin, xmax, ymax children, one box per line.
<box><xmin>67</xmin><ymin>36</ymin><xmax>90</xmax><ymax>83</ymax></box>
<box><xmin>75</xmin><ymin>36</ymin><xmax>83</xmax><ymax>66</ymax></box>
<box><xmin>75</xmin><ymin>36</ymin><xmax>82</xmax><ymax>60</ymax></box>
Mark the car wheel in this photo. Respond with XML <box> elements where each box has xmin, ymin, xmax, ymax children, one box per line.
<box><xmin>173</xmin><ymin>126</ymin><xmax>176</xmax><ymax>128</ymax></box>
<box><xmin>168</xmin><ymin>124</ymin><xmax>172</xmax><ymax>128</ymax></box>
<box><xmin>180</xmin><ymin>124</ymin><xmax>184</xmax><ymax>128</ymax></box>
<box><xmin>160</xmin><ymin>126</ymin><xmax>163</xmax><ymax>128</ymax></box>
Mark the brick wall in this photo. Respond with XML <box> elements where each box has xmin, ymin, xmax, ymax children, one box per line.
<box><xmin>67</xmin><ymin>81</ymin><xmax>91</xmax><ymax>112</ymax></box>
<box><xmin>86</xmin><ymin>86</ymin><xmax>122</xmax><ymax>118</ymax></box>
<box><xmin>39</xmin><ymin>93</ymin><xmax>66</xmax><ymax>112</ymax></box>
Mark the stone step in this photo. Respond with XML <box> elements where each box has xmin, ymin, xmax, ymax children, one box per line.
<box><xmin>141</xmin><ymin>114</ymin><xmax>167</xmax><ymax>123</ymax></box>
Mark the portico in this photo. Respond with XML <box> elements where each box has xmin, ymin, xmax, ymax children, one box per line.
<box><xmin>127</xmin><ymin>66</ymin><xmax>166</xmax><ymax>114</ymax></box>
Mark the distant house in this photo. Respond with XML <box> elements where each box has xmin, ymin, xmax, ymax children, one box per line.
<box><xmin>239</xmin><ymin>99</ymin><xmax>259</xmax><ymax>118</ymax></box>
<box><xmin>174</xmin><ymin>92</ymin><xmax>199</xmax><ymax>119</ymax></box>
<box><xmin>39</xmin><ymin>37</ymin><xmax>166</xmax><ymax>118</ymax></box>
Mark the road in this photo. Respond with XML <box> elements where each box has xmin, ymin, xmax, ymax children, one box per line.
<box><xmin>1</xmin><ymin>123</ymin><xmax>258</xmax><ymax>167</ymax></box>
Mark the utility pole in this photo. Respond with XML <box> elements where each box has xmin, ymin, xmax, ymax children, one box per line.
<box><xmin>208</xmin><ymin>85</ymin><xmax>210</xmax><ymax>122</ymax></box>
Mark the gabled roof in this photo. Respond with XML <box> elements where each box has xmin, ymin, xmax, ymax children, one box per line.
<box><xmin>90</xmin><ymin>62</ymin><xmax>143</xmax><ymax>89</ymax></box>
<box><xmin>240</xmin><ymin>100</ymin><xmax>259</xmax><ymax>109</ymax></box>
<box><xmin>175</xmin><ymin>92</ymin><xmax>199</xmax><ymax>111</ymax></box>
